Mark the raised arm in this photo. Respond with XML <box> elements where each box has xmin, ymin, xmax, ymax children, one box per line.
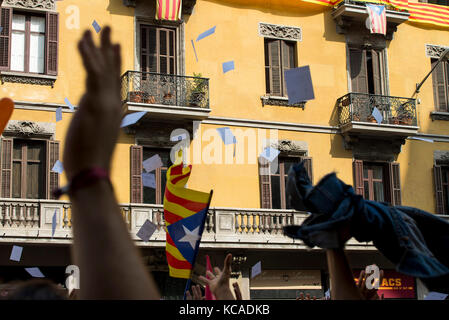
<box><xmin>63</xmin><ymin>27</ymin><xmax>160</xmax><ymax>299</ymax></box>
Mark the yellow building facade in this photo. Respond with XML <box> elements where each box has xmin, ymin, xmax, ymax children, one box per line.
<box><xmin>0</xmin><ymin>0</ymin><xmax>448</xmax><ymax>299</ymax></box>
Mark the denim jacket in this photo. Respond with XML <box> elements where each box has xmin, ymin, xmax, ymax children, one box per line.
<box><xmin>283</xmin><ymin>161</ymin><xmax>449</xmax><ymax>288</ymax></box>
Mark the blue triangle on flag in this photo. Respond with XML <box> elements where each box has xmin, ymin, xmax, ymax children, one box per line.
<box><xmin>166</xmin><ymin>208</ymin><xmax>207</xmax><ymax>264</ymax></box>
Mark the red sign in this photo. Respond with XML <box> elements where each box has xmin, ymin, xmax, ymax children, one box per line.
<box><xmin>353</xmin><ymin>270</ymin><xmax>416</xmax><ymax>299</ymax></box>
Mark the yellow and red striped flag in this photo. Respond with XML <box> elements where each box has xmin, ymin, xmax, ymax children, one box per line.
<box><xmin>301</xmin><ymin>0</ymin><xmax>449</xmax><ymax>28</ymax></box>
<box><xmin>156</xmin><ymin>0</ymin><xmax>182</xmax><ymax>21</ymax></box>
<box><xmin>164</xmin><ymin>151</ymin><xmax>212</xmax><ymax>278</ymax></box>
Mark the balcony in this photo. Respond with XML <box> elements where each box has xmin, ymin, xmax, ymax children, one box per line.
<box><xmin>0</xmin><ymin>198</ymin><xmax>377</xmax><ymax>251</ymax></box>
<box><xmin>332</xmin><ymin>0</ymin><xmax>410</xmax><ymax>39</ymax></box>
<box><xmin>337</xmin><ymin>93</ymin><xmax>418</xmax><ymax>135</ymax></box>
<box><xmin>121</xmin><ymin>71</ymin><xmax>211</xmax><ymax>121</ymax></box>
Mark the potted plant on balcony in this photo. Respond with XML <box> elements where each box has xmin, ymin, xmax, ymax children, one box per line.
<box><xmin>189</xmin><ymin>73</ymin><xmax>207</xmax><ymax>107</ymax></box>
<box><xmin>129</xmin><ymin>91</ymin><xmax>148</xmax><ymax>103</ymax></box>
<box><xmin>397</xmin><ymin>104</ymin><xmax>415</xmax><ymax>125</ymax></box>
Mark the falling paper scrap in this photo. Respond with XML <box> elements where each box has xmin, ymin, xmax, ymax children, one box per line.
<box><xmin>325</xmin><ymin>289</ymin><xmax>331</xmax><ymax>300</ymax></box>
<box><xmin>372</xmin><ymin>107</ymin><xmax>383</xmax><ymax>124</ymax></box>
<box><xmin>260</xmin><ymin>147</ymin><xmax>280</xmax><ymax>163</ymax></box>
<box><xmin>196</xmin><ymin>26</ymin><xmax>216</xmax><ymax>42</ymax></box>
<box><xmin>56</xmin><ymin>107</ymin><xmax>63</xmax><ymax>122</ymax></box>
<box><xmin>136</xmin><ymin>219</ymin><xmax>157</xmax><ymax>242</ymax></box>
<box><xmin>285</xmin><ymin>66</ymin><xmax>315</xmax><ymax>105</ymax></box>
<box><xmin>64</xmin><ymin>98</ymin><xmax>75</xmax><ymax>111</ymax></box>
<box><xmin>120</xmin><ymin>111</ymin><xmax>147</xmax><ymax>128</ymax></box>
<box><xmin>222</xmin><ymin>61</ymin><xmax>235</xmax><ymax>74</ymax></box>
<box><xmin>216</xmin><ymin>127</ymin><xmax>236</xmax><ymax>145</ymax></box>
<box><xmin>51</xmin><ymin>160</ymin><xmax>64</xmax><ymax>174</ymax></box>
<box><xmin>425</xmin><ymin>292</ymin><xmax>448</xmax><ymax>300</ymax></box>
<box><xmin>52</xmin><ymin>210</ymin><xmax>57</xmax><ymax>238</ymax></box>
<box><xmin>142</xmin><ymin>172</ymin><xmax>156</xmax><ymax>189</ymax></box>
<box><xmin>251</xmin><ymin>261</ymin><xmax>262</xmax><ymax>278</ymax></box>
<box><xmin>143</xmin><ymin>154</ymin><xmax>163</xmax><ymax>173</ymax></box>
<box><xmin>10</xmin><ymin>245</ymin><xmax>23</xmax><ymax>262</ymax></box>
<box><xmin>92</xmin><ymin>20</ymin><xmax>101</xmax><ymax>33</ymax></box>
<box><xmin>409</xmin><ymin>137</ymin><xmax>434</xmax><ymax>143</ymax></box>
<box><xmin>191</xmin><ymin>40</ymin><xmax>198</xmax><ymax>62</ymax></box>
<box><xmin>25</xmin><ymin>267</ymin><xmax>45</xmax><ymax>278</ymax></box>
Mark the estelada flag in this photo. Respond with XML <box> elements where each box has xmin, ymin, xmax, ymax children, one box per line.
<box><xmin>164</xmin><ymin>151</ymin><xmax>212</xmax><ymax>278</ymax></box>
<box><xmin>156</xmin><ymin>0</ymin><xmax>182</xmax><ymax>21</ymax></box>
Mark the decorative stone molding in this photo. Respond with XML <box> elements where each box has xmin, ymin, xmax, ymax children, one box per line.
<box><xmin>268</xmin><ymin>139</ymin><xmax>308</xmax><ymax>156</ymax></box>
<box><xmin>258</xmin><ymin>22</ymin><xmax>302</xmax><ymax>41</ymax></box>
<box><xmin>4</xmin><ymin>0</ymin><xmax>55</xmax><ymax>11</ymax></box>
<box><xmin>426</xmin><ymin>44</ymin><xmax>449</xmax><ymax>59</ymax></box>
<box><xmin>1</xmin><ymin>72</ymin><xmax>56</xmax><ymax>87</ymax></box>
<box><xmin>343</xmin><ymin>135</ymin><xmax>404</xmax><ymax>161</ymax></box>
<box><xmin>261</xmin><ymin>96</ymin><xmax>306</xmax><ymax>109</ymax></box>
<box><xmin>430</xmin><ymin>111</ymin><xmax>449</xmax><ymax>121</ymax></box>
<box><xmin>435</xmin><ymin>150</ymin><xmax>449</xmax><ymax>164</ymax></box>
<box><xmin>3</xmin><ymin>120</ymin><xmax>55</xmax><ymax>137</ymax></box>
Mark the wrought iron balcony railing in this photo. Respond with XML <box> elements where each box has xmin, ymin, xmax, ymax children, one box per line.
<box><xmin>121</xmin><ymin>71</ymin><xmax>210</xmax><ymax>109</ymax></box>
<box><xmin>337</xmin><ymin>92</ymin><xmax>417</xmax><ymax>127</ymax></box>
<box><xmin>335</xmin><ymin>0</ymin><xmax>406</xmax><ymax>12</ymax></box>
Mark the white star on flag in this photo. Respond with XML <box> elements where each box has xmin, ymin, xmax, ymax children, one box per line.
<box><xmin>179</xmin><ymin>225</ymin><xmax>200</xmax><ymax>249</ymax></box>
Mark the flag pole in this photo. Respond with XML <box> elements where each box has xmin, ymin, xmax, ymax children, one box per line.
<box><xmin>183</xmin><ymin>190</ymin><xmax>214</xmax><ymax>300</ymax></box>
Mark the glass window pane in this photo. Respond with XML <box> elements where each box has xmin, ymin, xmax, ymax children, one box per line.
<box><xmin>364</xmin><ymin>181</ymin><xmax>369</xmax><ymax>200</ymax></box>
<box><xmin>169</xmin><ymin>31</ymin><xmax>174</xmax><ymax>57</ymax></box>
<box><xmin>143</xmin><ymin>149</ymin><xmax>171</xmax><ymax>168</ymax></box>
<box><xmin>13</xmin><ymin>143</ymin><xmax>22</xmax><ymax>160</ymax></box>
<box><xmin>444</xmin><ymin>185</ymin><xmax>449</xmax><ymax>214</ymax></box>
<box><xmin>363</xmin><ymin>167</ymin><xmax>368</xmax><ymax>179</ymax></box>
<box><xmin>372</xmin><ymin>166</ymin><xmax>383</xmax><ymax>180</ymax></box>
<box><xmin>11</xmin><ymin>31</ymin><xmax>25</xmax><ymax>72</ymax></box>
<box><xmin>30</xmin><ymin>16</ymin><xmax>45</xmax><ymax>33</ymax></box>
<box><xmin>373</xmin><ymin>181</ymin><xmax>384</xmax><ymax>202</ymax></box>
<box><xmin>12</xmin><ymin>162</ymin><xmax>21</xmax><ymax>198</ymax></box>
<box><xmin>27</xmin><ymin>142</ymin><xmax>43</xmax><ymax>161</ymax></box>
<box><xmin>27</xmin><ymin>163</ymin><xmax>42</xmax><ymax>199</ymax></box>
<box><xmin>271</xmin><ymin>175</ymin><xmax>281</xmax><ymax>209</ymax></box>
<box><xmin>160</xmin><ymin>30</ymin><xmax>167</xmax><ymax>55</ymax></box>
<box><xmin>283</xmin><ymin>159</ymin><xmax>298</xmax><ymax>176</ymax></box>
<box><xmin>161</xmin><ymin>169</ymin><xmax>167</xmax><ymax>195</ymax></box>
<box><xmin>12</xmin><ymin>14</ymin><xmax>26</xmax><ymax>31</ymax></box>
<box><xmin>143</xmin><ymin>186</ymin><xmax>156</xmax><ymax>204</ymax></box>
<box><xmin>443</xmin><ymin>169</ymin><xmax>448</xmax><ymax>184</ymax></box>
<box><xmin>29</xmin><ymin>33</ymin><xmax>45</xmax><ymax>73</ymax></box>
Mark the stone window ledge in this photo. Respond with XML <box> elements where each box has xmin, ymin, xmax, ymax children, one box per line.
<box><xmin>261</xmin><ymin>95</ymin><xmax>306</xmax><ymax>109</ymax></box>
<box><xmin>430</xmin><ymin>111</ymin><xmax>449</xmax><ymax>121</ymax></box>
<box><xmin>1</xmin><ymin>71</ymin><xmax>57</xmax><ymax>87</ymax></box>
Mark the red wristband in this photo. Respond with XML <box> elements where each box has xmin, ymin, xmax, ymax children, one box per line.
<box><xmin>53</xmin><ymin>167</ymin><xmax>112</xmax><ymax>199</ymax></box>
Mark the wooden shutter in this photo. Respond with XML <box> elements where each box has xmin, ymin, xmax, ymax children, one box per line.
<box><xmin>281</xmin><ymin>41</ymin><xmax>295</xmax><ymax>96</ymax></box>
<box><xmin>432</xmin><ymin>59</ymin><xmax>448</xmax><ymax>112</ymax></box>
<box><xmin>389</xmin><ymin>162</ymin><xmax>401</xmax><ymax>206</ymax></box>
<box><xmin>0</xmin><ymin>7</ymin><xmax>12</xmax><ymax>71</ymax></box>
<box><xmin>46</xmin><ymin>12</ymin><xmax>59</xmax><ymax>75</ymax></box>
<box><xmin>353</xmin><ymin>160</ymin><xmax>364</xmax><ymax>196</ymax></box>
<box><xmin>349</xmin><ymin>48</ymin><xmax>368</xmax><ymax>94</ymax></box>
<box><xmin>301</xmin><ymin>156</ymin><xmax>313</xmax><ymax>184</ymax></box>
<box><xmin>130</xmin><ymin>145</ymin><xmax>143</xmax><ymax>203</ymax></box>
<box><xmin>0</xmin><ymin>138</ymin><xmax>12</xmax><ymax>197</ymax></box>
<box><xmin>268</xmin><ymin>40</ymin><xmax>282</xmax><ymax>96</ymax></box>
<box><xmin>434</xmin><ymin>165</ymin><xmax>445</xmax><ymax>214</ymax></box>
<box><xmin>371</xmin><ymin>50</ymin><xmax>382</xmax><ymax>95</ymax></box>
<box><xmin>259</xmin><ymin>156</ymin><xmax>272</xmax><ymax>209</ymax></box>
<box><xmin>46</xmin><ymin>140</ymin><xmax>59</xmax><ymax>199</ymax></box>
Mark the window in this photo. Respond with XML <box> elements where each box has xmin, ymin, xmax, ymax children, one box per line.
<box><xmin>0</xmin><ymin>138</ymin><xmax>60</xmax><ymax>199</ymax></box>
<box><xmin>140</xmin><ymin>25</ymin><xmax>176</xmax><ymax>75</ymax></box>
<box><xmin>349</xmin><ymin>47</ymin><xmax>387</xmax><ymax>95</ymax></box>
<box><xmin>0</xmin><ymin>8</ymin><xmax>58</xmax><ymax>75</ymax></box>
<box><xmin>130</xmin><ymin>145</ymin><xmax>173</xmax><ymax>204</ymax></box>
<box><xmin>264</xmin><ymin>39</ymin><xmax>296</xmax><ymax>96</ymax></box>
<box><xmin>12</xmin><ymin>140</ymin><xmax>45</xmax><ymax>199</ymax></box>
<box><xmin>353</xmin><ymin>160</ymin><xmax>401</xmax><ymax>205</ymax></box>
<box><xmin>259</xmin><ymin>156</ymin><xmax>312</xmax><ymax>209</ymax></box>
<box><xmin>431</xmin><ymin>59</ymin><xmax>449</xmax><ymax>112</ymax></box>
<box><xmin>434</xmin><ymin>164</ymin><xmax>449</xmax><ymax>214</ymax></box>
<box><xmin>142</xmin><ymin>148</ymin><xmax>172</xmax><ymax>205</ymax></box>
